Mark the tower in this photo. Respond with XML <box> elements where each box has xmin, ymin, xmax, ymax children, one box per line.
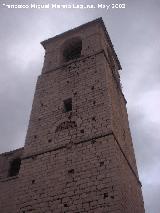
<box><xmin>0</xmin><ymin>18</ymin><xmax>145</xmax><ymax>213</ymax></box>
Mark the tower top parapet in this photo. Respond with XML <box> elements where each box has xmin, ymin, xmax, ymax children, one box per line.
<box><xmin>41</xmin><ymin>17</ymin><xmax>122</xmax><ymax>70</ymax></box>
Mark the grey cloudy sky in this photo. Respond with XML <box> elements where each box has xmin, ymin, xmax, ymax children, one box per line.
<box><xmin>0</xmin><ymin>0</ymin><xmax>160</xmax><ymax>212</ymax></box>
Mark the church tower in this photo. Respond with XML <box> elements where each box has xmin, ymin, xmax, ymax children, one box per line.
<box><xmin>0</xmin><ymin>18</ymin><xmax>145</xmax><ymax>213</ymax></box>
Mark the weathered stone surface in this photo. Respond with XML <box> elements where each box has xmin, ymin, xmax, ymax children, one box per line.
<box><xmin>0</xmin><ymin>18</ymin><xmax>145</xmax><ymax>213</ymax></box>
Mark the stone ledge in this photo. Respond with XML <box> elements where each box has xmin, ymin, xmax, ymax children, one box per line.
<box><xmin>0</xmin><ymin>175</ymin><xmax>18</xmax><ymax>183</ymax></box>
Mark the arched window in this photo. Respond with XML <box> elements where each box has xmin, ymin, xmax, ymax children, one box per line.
<box><xmin>63</xmin><ymin>38</ymin><xmax>82</xmax><ymax>62</ymax></box>
<box><xmin>8</xmin><ymin>158</ymin><xmax>21</xmax><ymax>177</ymax></box>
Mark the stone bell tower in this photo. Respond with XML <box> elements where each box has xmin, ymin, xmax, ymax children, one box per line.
<box><xmin>4</xmin><ymin>18</ymin><xmax>145</xmax><ymax>212</ymax></box>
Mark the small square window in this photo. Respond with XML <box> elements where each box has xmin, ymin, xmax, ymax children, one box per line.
<box><xmin>64</xmin><ymin>98</ymin><xmax>72</xmax><ymax>112</ymax></box>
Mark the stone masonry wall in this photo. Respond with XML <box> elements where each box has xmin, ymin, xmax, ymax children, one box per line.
<box><xmin>15</xmin><ymin>135</ymin><xmax>132</xmax><ymax>213</ymax></box>
<box><xmin>23</xmin><ymin>52</ymin><xmax>112</xmax><ymax>158</ymax></box>
<box><xmin>0</xmin><ymin>18</ymin><xmax>145</xmax><ymax>213</ymax></box>
<box><xmin>105</xmin><ymin>58</ymin><xmax>139</xmax><ymax>175</ymax></box>
<box><xmin>0</xmin><ymin>148</ymin><xmax>23</xmax><ymax>212</ymax></box>
<box><xmin>15</xmin><ymin>134</ymin><xmax>144</xmax><ymax>213</ymax></box>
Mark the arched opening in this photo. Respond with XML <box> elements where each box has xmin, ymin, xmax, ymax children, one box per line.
<box><xmin>8</xmin><ymin>158</ymin><xmax>21</xmax><ymax>177</ymax></box>
<box><xmin>63</xmin><ymin>38</ymin><xmax>82</xmax><ymax>62</ymax></box>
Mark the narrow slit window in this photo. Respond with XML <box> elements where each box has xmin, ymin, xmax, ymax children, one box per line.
<box><xmin>64</xmin><ymin>98</ymin><xmax>72</xmax><ymax>112</ymax></box>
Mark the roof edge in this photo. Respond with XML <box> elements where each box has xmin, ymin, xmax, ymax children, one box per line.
<box><xmin>41</xmin><ymin>17</ymin><xmax>103</xmax><ymax>47</ymax></box>
<box><xmin>41</xmin><ymin>17</ymin><xmax>122</xmax><ymax>70</ymax></box>
<box><xmin>0</xmin><ymin>147</ymin><xmax>24</xmax><ymax>156</ymax></box>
